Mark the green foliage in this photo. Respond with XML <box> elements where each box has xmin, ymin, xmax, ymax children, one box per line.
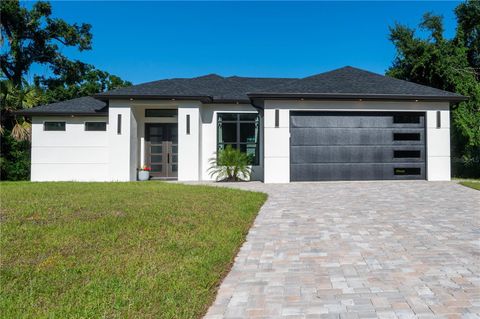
<box><xmin>0</xmin><ymin>1</ymin><xmax>92</xmax><ymax>87</ymax></box>
<box><xmin>0</xmin><ymin>131</ymin><xmax>30</xmax><ymax>180</ymax></box>
<box><xmin>0</xmin><ymin>182</ymin><xmax>267</xmax><ymax>318</ymax></box>
<box><xmin>455</xmin><ymin>0</ymin><xmax>480</xmax><ymax>70</ymax></box>
<box><xmin>387</xmin><ymin>1</ymin><xmax>480</xmax><ymax>176</ymax></box>
<box><xmin>1</xmin><ymin>79</ymin><xmax>44</xmax><ymax>140</ymax></box>
<box><xmin>40</xmin><ymin>67</ymin><xmax>132</xmax><ymax>104</ymax></box>
<box><xmin>0</xmin><ymin>0</ymin><xmax>131</xmax><ymax>180</ymax></box>
<box><xmin>208</xmin><ymin>145</ymin><xmax>252</xmax><ymax>182</ymax></box>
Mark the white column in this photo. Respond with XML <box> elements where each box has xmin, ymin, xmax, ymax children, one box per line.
<box><xmin>108</xmin><ymin>101</ymin><xmax>136</xmax><ymax>181</ymax></box>
<box><xmin>426</xmin><ymin>109</ymin><xmax>451</xmax><ymax>181</ymax></box>
<box><xmin>178</xmin><ymin>102</ymin><xmax>201</xmax><ymax>181</ymax></box>
<box><xmin>263</xmin><ymin>103</ymin><xmax>290</xmax><ymax>183</ymax></box>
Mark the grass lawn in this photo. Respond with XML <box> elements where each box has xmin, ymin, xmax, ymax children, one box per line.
<box><xmin>459</xmin><ymin>181</ymin><xmax>480</xmax><ymax>191</ymax></box>
<box><xmin>0</xmin><ymin>182</ymin><xmax>267</xmax><ymax>318</ymax></box>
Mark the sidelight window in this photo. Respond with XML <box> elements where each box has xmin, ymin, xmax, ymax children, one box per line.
<box><xmin>217</xmin><ymin>113</ymin><xmax>260</xmax><ymax>165</ymax></box>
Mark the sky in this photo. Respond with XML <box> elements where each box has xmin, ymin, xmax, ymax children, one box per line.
<box><xmin>27</xmin><ymin>1</ymin><xmax>460</xmax><ymax>84</ymax></box>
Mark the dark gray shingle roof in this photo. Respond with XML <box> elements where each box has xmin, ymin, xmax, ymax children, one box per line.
<box><xmin>95</xmin><ymin>74</ymin><xmax>296</xmax><ymax>102</ymax></box>
<box><xmin>17</xmin><ymin>96</ymin><xmax>107</xmax><ymax>116</ymax></box>
<box><xmin>249</xmin><ymin>66</ymin><xmax>465</xmax><ymax>99</ymax></box>
<box><xmin>20</xmin><ymin>66</ymin><xmax>466</xmax><ymax>116</ymax></box>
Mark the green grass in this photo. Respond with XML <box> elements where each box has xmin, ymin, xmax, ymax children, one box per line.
<box><xmin>460</xmin><ymin>181</ymin><xmax>480</xmax><ymax>190</ymax></box>
<box><xmin>0</xmin><ymin>182</ymin><xmax>267</xmax><ymax>318</ymax></box>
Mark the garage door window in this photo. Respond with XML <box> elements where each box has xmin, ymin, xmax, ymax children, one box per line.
<box><xmin>394</xmin><ymin>167</ymin><xmax>421</xmax><ymax>175</ymax></box>
<box><xmin>393</xmin><ymin>114</ymin><xmax>420</xmax><ymax>124</ymax></box>
<box><xmin>393</xmin><ymin>132</ymin><xmax>421</xmax><ymax>141</ymax></box>
<box><xmin>217</xmin><ymin>113</ymin><xmax>259</xmax><ymax>165</ymax></box>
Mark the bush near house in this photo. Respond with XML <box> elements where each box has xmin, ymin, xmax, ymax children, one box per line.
<box><xmin>0</xmin><ymin>182</ymin><xmax>267</xmax><ymax>318</ymax></box>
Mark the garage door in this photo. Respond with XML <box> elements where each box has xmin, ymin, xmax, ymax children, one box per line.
<box><xmin>290</xmin><ymin>111</ymin><xmax>426</xmax><ymax>181</ymax></box>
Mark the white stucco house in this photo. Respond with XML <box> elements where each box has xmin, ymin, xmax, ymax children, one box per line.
<box><xmin>19</xmin><ymin>66</ymin><xmax>467</xmax><ymax>183</ymax></box>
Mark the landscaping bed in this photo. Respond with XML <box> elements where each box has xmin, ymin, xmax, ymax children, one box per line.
<box><xmin>0</xmin><ymin>182</ymin><xmax>266</xmax><ymax>318</ymax></box>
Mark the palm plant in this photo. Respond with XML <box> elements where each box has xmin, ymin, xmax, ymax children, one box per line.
<box><xmin>1</xmin><ymin>79</ymin><xmax>43</xmax><ymax>141</ymax></box>
<box><xmin>208</xmin><ymin>145</ymin><xmax>252</xmax><ymax>182</ymax></box>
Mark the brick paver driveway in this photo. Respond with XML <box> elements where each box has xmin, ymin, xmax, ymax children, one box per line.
<box><xmin>204</xmin><ymin>182</ymin><xmax>480</xmax><ymax>319</ymax></box>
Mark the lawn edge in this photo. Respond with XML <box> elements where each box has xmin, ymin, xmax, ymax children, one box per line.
<box><xmin>200</xmin><ymin>191</ymin><xmax>268</xmax><ymax>318</ymax></box>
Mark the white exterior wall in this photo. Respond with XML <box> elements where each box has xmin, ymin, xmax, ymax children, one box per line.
<box><xmin>426</xmin><ymin>108</ymin><xmax>451</xmax><ymax>181</ymax></box>
<box><xmin>200</xmin><ymin>104</ymin><xmax>263</xmax><ymax>181</ymax></box>
<box><xmin>30</xmin><ymin>99</ymin><xmax>450</xmax><ymax>183</ymax></box>
<box><xmin>31</xmin><ymin>116</ymin><xmax>109</xmax><ymax>181</ymax></box>
<box><xmin>263</xmin><ymin>100</ymin><xmax>451</xmax><ymax>183</ymax></box>
<box><xmin>178</xmin><ymin>102</ymin><xmax>202</xmax><ymax>181</ymax></box>
<box><xmin>108</xmin><ymin>101</ymin><xmax>137</xmax><ymax>181</ymax></box>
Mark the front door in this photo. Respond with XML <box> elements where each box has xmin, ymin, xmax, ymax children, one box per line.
<box><xmin>145</xmin><ymin>123</ymin><xmax>178</xmax><ymax>179</ymax></box>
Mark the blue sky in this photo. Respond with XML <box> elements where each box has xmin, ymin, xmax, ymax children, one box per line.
<box><xmin>28</xmin><ymin>1</ymin><xmax>460</xmax><ymax>84</ymax></box>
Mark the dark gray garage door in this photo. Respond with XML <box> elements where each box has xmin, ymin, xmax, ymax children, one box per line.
<box><xmin>290</xmin><ymin>111</ymin><xmax>426</xmax><ymax>181</ymax></box>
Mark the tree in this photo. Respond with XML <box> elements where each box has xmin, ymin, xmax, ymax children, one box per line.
<box><xmin>0</xmin><ymin>0</ymin><xmax>131</xmax><ymax>180</ymax></box>
<box><xmin>0</xmin><ymin>1</ymin><xmax>92</xmax><ymax>88</ymax></box>
<box><xmin>387</xmin><ymin>2</ymin><xmax>480</xmax><ymax>177</ymax></box>
<box><xmin>0</xmin><ymin>0</ymin><xmax>131</xmax><ymax>137</ymax></box>
<box><xmin>455</xmin><ymin>0</ymin><xmax>480</xmax><ymax>75</ymax></box>
<box><xmin>39</xmin><ymin>67</ymin><xmax>131</xmax><ymax>104</ymax></box>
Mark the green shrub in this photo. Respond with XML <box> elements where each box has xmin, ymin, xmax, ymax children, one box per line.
<box><xmin>208</xmin><ymin>145</ymin><xmax>252</xmax><ymax>182</ymax></box>
<box><xmin>0</xmin><ymin>131</ymin><xmax>30</xmax><ymax>180</ymax></box>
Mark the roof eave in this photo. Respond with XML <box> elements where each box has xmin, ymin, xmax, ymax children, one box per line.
<box><xmin>247</xmin><ymin>93</ymin><xmax>468</xmax><ymax>103</ymax></box>
<box><xmin>94</xmin><ymin>94</ymin><xmax>212</xmax><ymax>103</ymax></box>
<box><xmin>16</xmin><ymin>111</ymin><xmax>108</xmax><ymax>117</ymax></box>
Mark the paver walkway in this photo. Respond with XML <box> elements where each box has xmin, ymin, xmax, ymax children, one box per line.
<box><xmin>203</xmin><ymin>181</ymin><xmax>480</xmax><ymax>319</ymax></box>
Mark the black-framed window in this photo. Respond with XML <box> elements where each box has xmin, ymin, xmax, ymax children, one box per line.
<box><xmin>44</xmin><ymin>122</ymin><xmax>65</xmax><ymax>131</ymax></box>
<box><xmin>217</xmin><ymin>113</ymin><xmax>259</xmax><ymax>165</ymax></box>
<box><xmin>145</xmin><ymin>109</ymin><xmax>177</xmax><ymax>117</ymax></box>
<box><xmin>85</xmin><ymin>122</ymin><xmax>107</xmax><ymax>131</ymax></box>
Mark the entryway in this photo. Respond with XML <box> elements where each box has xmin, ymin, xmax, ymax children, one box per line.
<box><xmin>145</xmin><ymin>123</ymin><xmax>178</xmax><ymax>179</ymax></box>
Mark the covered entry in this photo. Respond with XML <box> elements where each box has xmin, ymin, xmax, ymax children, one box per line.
<box><xmin>145</xmin><ymin>123</ymin><xmax>178</xmax><ymax>179</ymax></box>
<box><xmin>290</xmin><ymin>111</ymin><xmax>426</xmax><ymax>181</ymax></box>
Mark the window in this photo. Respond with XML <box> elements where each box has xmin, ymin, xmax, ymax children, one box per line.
<box><xmin>394</xmin><ymin>167</ymin><xmax>421</xmax><ymax>175</ymax></box>
<box><xmin>186</xmin><ymin>114</ymin><xmax>190</xmax><ymax>135</ymax></box>
<box><xmin>393</xmin><ymin>114</ymin><xmax>420</xmax><ymax>124</ymax></box>
<box><xmin>436</xmin><ymin>111</ymin><xmax>441</xmax><ymax>128</ymax></box>
<box><xmin>44</xmin><ymin>122</ymin><xmax>65</xmax><ymax>131</ymax></box>
<box><xmin>85</xmin><ymin>122</ymin><xmax>107</xmax><ymax>131</ymax></box>
<box><xmin>275</xmin><ymin>109</ymin><xmax>279</xmax><ymax>127</ymax></box>
<box><xmin>145</xmin><ymin>109</ymin><xmax>177</xmax><ymax>117</ymax></box>
<box><xmin>393</xmin><ymin>133</ymin><xmax>421</xmax><ymax>141</ymax></box>
<box><xmin>393</xmin><ymin>150</ymin><xmax>421</xmax><ymax>158</ymax></box>
<box><xmin>117</xmin><ymin>114</ymin><xmax>122</xmax><ymax>134</ymax></box>
<box><xmin>217</xmin><ymin>113</ymin><xmax>259</xmax><ymax>165</ymax></box>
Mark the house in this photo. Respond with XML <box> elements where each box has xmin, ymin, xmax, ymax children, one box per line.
<box><xmin>19</xmin><ymin>66</ymin><xmax>467</xmax><ymax>183</ymax></box>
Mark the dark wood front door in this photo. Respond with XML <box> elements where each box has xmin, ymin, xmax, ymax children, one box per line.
<box><xmin>145</xmin><ymin>123</ymin><xmax>178</xmax><ymax>179</ymax></box>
